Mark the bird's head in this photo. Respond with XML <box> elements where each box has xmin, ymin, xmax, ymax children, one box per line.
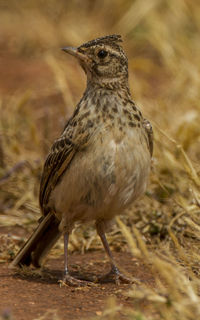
<box><xmin>62</xmin><ymin>35</ymin><xmax>128</xmax><ymax>87</ymax></box>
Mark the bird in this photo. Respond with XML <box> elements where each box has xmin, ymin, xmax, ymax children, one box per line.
<box><xmin>10</xmin><ymin>35</ymin><xmax>153</xmax><ymax>286</ymax></box>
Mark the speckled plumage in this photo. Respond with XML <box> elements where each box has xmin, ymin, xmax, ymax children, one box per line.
<box><xmin>11</xmin><ymin>35</ymin><xmax>153</xmax><ymax>286</ymax></box>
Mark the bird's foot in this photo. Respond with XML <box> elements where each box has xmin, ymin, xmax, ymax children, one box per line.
<box><xmin>59</xmin><ymin>273</ymin><xmax>96</xmax><ymax>287</ymax></box>
<box><xmin>97</xmin><ymin>266</ymin><xmax>133</xmax><ymax>285</ymax></box>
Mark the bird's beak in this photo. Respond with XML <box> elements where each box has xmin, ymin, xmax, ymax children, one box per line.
<box><xmin>62</xmin><ymin>46</ymin><xmax>88</xmax><ymax>62</ymax></box>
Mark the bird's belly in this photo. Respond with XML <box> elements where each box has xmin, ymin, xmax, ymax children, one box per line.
<box><xmin>49</xmin><ymin>130</ymin><xmax>151</xmax><ymax>231</ymax></box>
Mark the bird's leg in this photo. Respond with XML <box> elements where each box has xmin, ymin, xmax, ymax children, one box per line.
<box><xmin>61</xmin><ymin>233</ymin><xmax>94</xmax><ymax>287</ymax></box>
<box><xmin>96</xmin><ymin>221</ymin><xmax>133</xmax><ymax>284</ymax></box>
<box><xmin>63</xmin><ymin>232</ymin><xmax>70</xmax><ymax>277</ymax></box>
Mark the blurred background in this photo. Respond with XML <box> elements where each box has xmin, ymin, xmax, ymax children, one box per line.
<box><xmin>0</xmin><ymin>0</ymin><xmax>200</xmax><ymax>254</ymax></box>
<box><xmin>0</xmin><ymin>0</ymin><xmax>200</xmax><ymax>318</ymax></box>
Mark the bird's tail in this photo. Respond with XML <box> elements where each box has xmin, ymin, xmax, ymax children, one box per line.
<box><xmin>10</xmin><ymin>212</ymin><xmax>61</xmax><ymax>268</ymax></box>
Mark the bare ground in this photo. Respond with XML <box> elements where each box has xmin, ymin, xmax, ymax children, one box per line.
<box><xmin>0</xmin><ymin>243</ymin><xmax>154</xmax><ymax>320</ymax></box>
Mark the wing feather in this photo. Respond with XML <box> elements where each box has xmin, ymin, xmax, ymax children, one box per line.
<box><xmin>39</xmin><ymin>136</ymin><xmax>75</xmax><ymax>214</ymax></box>
<box><xmin>39</xmin><ymin>120</ymin><xmax>93</xmax><ymax>215</ymax></box>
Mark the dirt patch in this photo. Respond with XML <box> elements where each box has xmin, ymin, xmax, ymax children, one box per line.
<box><xmin>0</xmin><ymin>250</ymin><xmax>154</xmax><ymax>320</ymax></box>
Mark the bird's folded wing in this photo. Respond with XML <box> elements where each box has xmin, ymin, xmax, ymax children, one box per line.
<box><xmin>39</xmin><ymin>125</ymin><xmax>92</xmax><ymax>214</ymax></box>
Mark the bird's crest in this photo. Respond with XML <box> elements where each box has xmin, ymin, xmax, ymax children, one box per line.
<box><xmin>79</xmin><ymin>35</ymin><xmax>122</xmax><ymax>49</ymax></box>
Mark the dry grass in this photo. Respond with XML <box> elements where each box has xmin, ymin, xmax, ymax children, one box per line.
<box><xmin>0</xmin><ymin>0</ymin><xmax>200</xmax><ymax>319</ymax></box>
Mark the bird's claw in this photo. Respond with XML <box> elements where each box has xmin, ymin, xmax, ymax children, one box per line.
<box><xmin>59</xmin><ymin>274</ymin><xmax>96</xmax><ymax>287</ymax></box>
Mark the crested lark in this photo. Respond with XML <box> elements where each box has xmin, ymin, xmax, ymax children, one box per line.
<box><xmin>11</xmin><ymin>35</ymin><xmax>153</xmax><ymax>286</ymax></box>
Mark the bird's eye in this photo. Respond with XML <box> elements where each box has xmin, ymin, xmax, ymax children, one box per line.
<box><xmin>97</xmin><ymin>50</ymin><xmax>108</xmax><ymax>59</ymax></box>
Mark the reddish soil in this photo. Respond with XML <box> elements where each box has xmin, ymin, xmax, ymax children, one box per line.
<box><xmin>0</xmin><ymin>53</ymin><xmax>53</xmax><ymax>95</ymax></box>
<box><xmin>0</xmin><ymin>248</ymin><xmax>154</xmax><ymax>320</ymax></box>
